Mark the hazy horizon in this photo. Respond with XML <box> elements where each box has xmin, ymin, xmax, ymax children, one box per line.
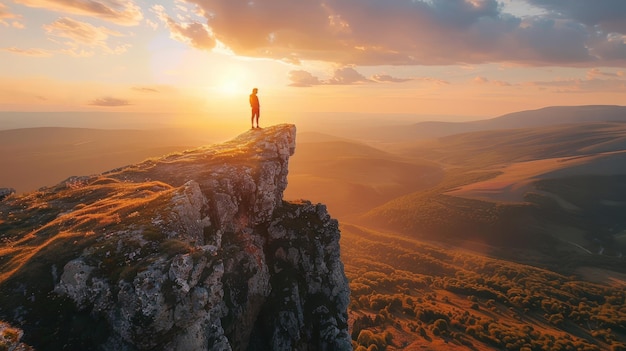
<box><xmin>0</xmin><ymin>110</ymin><xmax>485</xmax><ymax>128</ymax></box>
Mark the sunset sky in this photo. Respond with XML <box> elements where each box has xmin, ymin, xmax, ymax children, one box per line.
<box><xmin>1</xmin><ymin>0</ymin><xmax>625</xmax><ymax>125</ymax></box>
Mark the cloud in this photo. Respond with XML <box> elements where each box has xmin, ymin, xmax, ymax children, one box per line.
<box><xmin>472</xmin><ymin>76</ymin><xmax>512</xmax><ymax>86</ymax></box>
<box><xmin>288</xmin><ymin>68</ymin><xmax>370</xmax><ymax>86</ymax></box>
<box><xmin>131</xmin><ymin>86</ymin><xmax>159</xmax><ymax>93</ymax></box>
<box><xmin>371</xmin><ymin>74</ymin><xmax>412</xmax><ymax>83</ymax></box>
<box><xmin>289</xmin><ymin>67</ymin><xmax>413</xmax><ymax>86</ymax></box>
<box><xmin>177</xmin><ymin>0</ymin><xmax>625</xmax><ymax>67</ymax></box>
<box><xmin>2</xmin><ymin>47</ymin><xmax>52</xmax><ymax>57</ymax></box>
<box><xmin>0</xmin><ymin>3</ymin><xmax>13</xmax><ymax>18</ymax></box>
<box><xmin>586</xmin><ymin>68</ymin><xmax>623</xmax><ymax>79</ymax></box>
<box><xmin>0</xmin><ymin>3</ymin><xmax>23</xmax><ymax>28</ymax></box>
<box><xmin>327</xmin><ymin>67</ymin><xmax>370</xmax><ymax>85</ymax></box>
<box><xmin>89</xmin><ymin>96</ymin><xmax>131</xmax><ymax>106</ymax></box>
<box><xmin>14</xmin><ymin>0</ymin><xmax>143</xmax><ymax>26</ymax></box>
<box><xmin>525</xmin><ymin>75</ymin><xmax>626</xmax><ymax>93</ymax></box>
<box><xmin>525</xmin><ymin>0</ymin><xmax>626</xmax><ymax>34</ymax></box>
<box><xmin>43</xmin><ymin>17</ymin><xmax>130</xmax><ymax>55</ymax></box>
<box><xmin>415</xmin><ymin>77</ymin><xmax>451</xmax><ymax>86</ymax></box>
<box><xmin>288</xmin><ymin>70</ymin><xmax>321</xmax><ymax>87</ymax></box>
<box><xmin>152</xmin><ymin>5</ymin><xmax>215</xmax><ymax>50</ymax></box>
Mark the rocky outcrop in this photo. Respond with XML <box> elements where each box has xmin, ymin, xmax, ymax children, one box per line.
<box><xmin>0</xmin><ymin>187</ymin><xmax>15</xmax><ymax>201</ymax></box>
<box><xmin>0</xmin><ymin>124</ymin><xmax>350</xmax><ymax>350</ymax></box>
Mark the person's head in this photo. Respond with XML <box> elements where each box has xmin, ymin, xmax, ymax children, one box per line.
<box><xmin>252</xmin><ymin>88</ymin><xmax>258</xmax><ymax>94</ymax></box>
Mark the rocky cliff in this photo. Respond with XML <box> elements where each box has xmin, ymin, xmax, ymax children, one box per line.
<box><xmin>0</xmin><ymin>124</ymin><xmax>351</xmax><ymax>351</ymax></box>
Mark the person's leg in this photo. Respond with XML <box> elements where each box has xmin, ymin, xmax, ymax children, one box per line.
<box><xmin>252</xmin><ymin>109</ymin><xmax>260</xmax><ymax>128</ymax></box>
<box><xmin>251</xmin><ymin>110</ymin><xmax>255</xmax><ymax>128</ymax></box>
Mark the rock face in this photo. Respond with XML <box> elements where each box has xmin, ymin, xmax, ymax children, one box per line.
<box><xmin>0</xmin><ymin>188</ymin><xmax>15</xmax><ymax>201</ymax></box>
<box><xmin>0</xmin><ymin>124</ymin><xmax>351</xmax><ymax>350</ymax></box>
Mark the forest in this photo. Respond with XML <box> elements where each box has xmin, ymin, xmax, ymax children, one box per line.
<box><xmin>342</xmin><ymin>224</ymin><xmax>626</xmax><ymax>350</ymax></box>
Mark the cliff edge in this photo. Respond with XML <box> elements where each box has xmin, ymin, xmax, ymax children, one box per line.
<box><xmin>0</xmin><ymin>124</ymin><xmax>351</xmax><ymax>350</ymax></box>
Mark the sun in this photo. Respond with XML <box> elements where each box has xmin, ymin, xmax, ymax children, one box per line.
<box><xmin>216</xmin><ymin>79</ymin><xmax>243</xmax><ymax>96</ymax></box>
<box><xmin>196</xmin><ymin>52</ymin><xmax>291</xmax><ymax>103</ymax></box>
<box><xmin>211</xmin><ymin>61</ymin><xmax>253</xmax><ymax>97</ymax></box>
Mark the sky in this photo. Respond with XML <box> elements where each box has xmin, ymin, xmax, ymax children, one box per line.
<box><xmin>1</xmin><ymin>0</ymin><xmax>625</xmax><ymax>126</ymax></box>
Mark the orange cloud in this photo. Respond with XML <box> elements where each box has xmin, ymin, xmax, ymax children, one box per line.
<box><xmin>472</xmin><ymin>76</ymin><xmax>512</xmax><ymax>86</ymax></box>
<box><xmin>131</xmin><ymin>86</ymin><xmax>160</xmax><ymax>93</ymax></box>
<box><xmin>2</xmin><ymin>47</ymin><xmax>52</xmax><ymax>57</ymax></box>
<box><xmin>327</xmin><ymin>67</ymin><xmax>371</xmax><ymax>85</ymax></box>
<box><xmin>371</xmin><ymin>74</ymin><xmax>412</xmax><ymax>83</ymax></box>
<box><xmin>289</xmin><ymin>68</ymin><xmax>433</xmax><ymax>86</ymax></box>
<box><xmin>89</xmin><ymin>96</ymin><xmax>131</xmax><ymax>106</ymax></box>
<box><xmin>0</xmin><ymin>3</ymin><xmax>23</xmax><ymax>28</ymax></box>
<box><xmin>167</xmin><ymin>0</ymin><xmax>626</xmax><ymax>67</ymax></box>
<box><xmin>14</xmin><ymin>0</ymin><xmax>142</xmax><ymax>26</ymax></box>
<box><xmin>43</xmin><ymin>17</ymin><xmax>130</xmax><ymax>55</ymax></box>
<box><xmin>586</xmin><ymin>68</ymin><xmax>623</xmax><ymax>80</ymax></box>
<box><xmin>288</xmin><ymin>70</ymin><xmax>321</xmax><ymax>87</ymax></box>
<box><xmin>152</xmin><ymin>5</ymin><xmax>215</xmax><ymax>50</ymax></box>
<box><xmin>526</xmin><ymin>76</ymin><xmax>626</xmax><ymax>94</ymax></box>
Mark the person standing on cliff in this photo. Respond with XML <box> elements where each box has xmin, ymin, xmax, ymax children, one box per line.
<box><xmin>249</xmin><ymin>87</ymin><xmax>260</xmax><ymax>129</ymax></box>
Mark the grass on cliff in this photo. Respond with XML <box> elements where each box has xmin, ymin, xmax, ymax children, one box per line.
<box><xmin>0</xmin><ymin>175</ymin><xmax>199</xmax><ymax>349</ymax></box>
<box><xmin>0</xmin><ymin>176</ymin><xmax>175</xmax><ymax>286</ymax></box>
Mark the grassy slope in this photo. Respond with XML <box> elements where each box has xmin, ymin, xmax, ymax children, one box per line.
<box><xmin>362</xmin><ymin>122</ymin><xmax>626</xmax><ymax>252</ymax></box>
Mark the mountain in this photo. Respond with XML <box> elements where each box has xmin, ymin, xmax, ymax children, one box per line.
<box><xmin>0</xmin><ymin>124</ymin><xmax>351</xmax><ymax>351</ymax></box>
<box><xmin>354</xmin><ymin>105</ymin><xmax>626</xmax><ymax>142</ymax></box>
<box><xmin>363</xmin><ymin>121</ymin><xmax>626</xmax><ymax>258</ymax></box>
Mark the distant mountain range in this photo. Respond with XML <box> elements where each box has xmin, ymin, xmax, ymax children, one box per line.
<box><xmin>283</xmin><ymin>105</ymin><xmax>626</xmax><ymax>257</ymax></box>
<box><xmin>351</xmin><ymin>105</ymin><xmax>626</xmax><ymax>142</ymax></box>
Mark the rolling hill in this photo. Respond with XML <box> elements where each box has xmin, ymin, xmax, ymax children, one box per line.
<box><xmin>346</xmin><ymin>105</ymin><xmax>626</xmax><ymax>142</ymax></box>
<box><xmin>362</xmin><ymin>121</ymin><xmax>626</xmax><ymax>259</ymax></box>
<box><xmin>342</xmin><ymin>109</ymin><xmax>626</xmax><ymax>350</ymax></box>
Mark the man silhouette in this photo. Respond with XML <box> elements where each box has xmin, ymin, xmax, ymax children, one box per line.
<box><xmin>249</xmin><ymin>87</ymin><xmax>260</xmax><ymax>129</ymax></box>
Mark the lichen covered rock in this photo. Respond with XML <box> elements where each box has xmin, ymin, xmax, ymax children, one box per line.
<box><xmin>0</xmin><ymin>124</ymin><xmax>350</xmax><ymax>350</ymax></box>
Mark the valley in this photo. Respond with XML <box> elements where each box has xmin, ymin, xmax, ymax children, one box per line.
<box><xmin>2</xmin><ymin>105</ymin><xmax>626</xmax><ymax>349</ymax></box>
<box><xmin>284</xmin><ymin>106</ymin><xmax>626</xmax><ymax>349</ymax></box>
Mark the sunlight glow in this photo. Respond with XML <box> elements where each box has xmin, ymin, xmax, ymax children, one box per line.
<box><xmin>210</xmin><ymin>60</ymin><xmax>253</xmax><ymax>97</ymax></box>
<box><xmin>216</xmin><ymin>79</ymin><xmax>243</xmax><ymax>96</ymax></box>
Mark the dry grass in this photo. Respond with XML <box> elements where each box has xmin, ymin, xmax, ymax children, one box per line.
<box><xmin>0</xmin><ymin>177</ymin><xmax>174</xmax><ymax>285</ymax></box>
